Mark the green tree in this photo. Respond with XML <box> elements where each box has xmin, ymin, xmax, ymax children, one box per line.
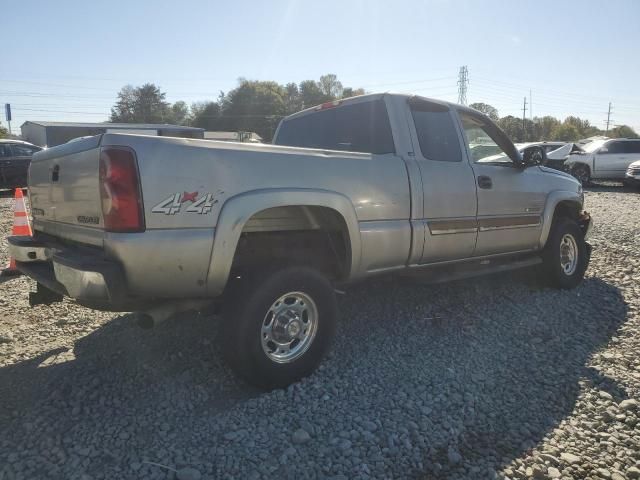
<box><xmin>341</xmin><ymin>87</ymin><xmax>366</xmax><ymax>99</ymax></box>
<box><xmin>498</xmin><ymin>115</ymin><xmax>523</xmax><ymax>142</ymax></box>
<box><xmin>167</xmin><ymin>100</ymin><xmax>190</xmax><ymax>125</ymax></box>
<box><xmin>318</xmin><ymin>74</ymin><xmax>343</xmax><ymax>99</ymax></box>
<box><xmin>191</xmin><ymin>101</ymin><xmax>222</xmax><ymax>130</ymax></box>
<box><xmin>469</xmin><ymin>102</ymin><xmax>499</xmax><ymax>121</ymax></box>
<box><xmin>284</xmin><ymin>82</ymin><xmax>302</xmax><ymax>114</ymax></box>
<box><xmin>221</xmin><ymin>79</ymin><xmax>287</xmax><ymax>141</ymax></box>
<box><xmin>299</xmin><ymin>79</ymin><xmax>329</xmax><ymax>108</ymax></box>
<box><xmin>533</xmin><ymin>116</ymin><xmax>561</xmax><ymax>141</ymax></box>
<box><xmin>551</xmin><ymin>123</ymin><xmax>581</xmax><ymax>141</ymax></box>
<box><xmin>0</xmin><ymin>122</ymin><xmax>7</xmax><ymax>139</ymax></box>
<box><xmin>111</xmin><ymin>83</ymin><xmax>171</xmax><ymax>123</ymax></box>
<box><xmin>608</xmin><ymin>125</ymin><xmax>639</xmax><ymax>139</ymax></box>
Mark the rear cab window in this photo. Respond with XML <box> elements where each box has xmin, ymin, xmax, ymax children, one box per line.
<box><xmin>274</xmin><ymin>99</ymin><xmax>395</xmax><ymax>154</ymax></box>
<box><xmin>408</xmin><ymin>98</ymin><xmax>462</xmax><ymax>162</ymax></box>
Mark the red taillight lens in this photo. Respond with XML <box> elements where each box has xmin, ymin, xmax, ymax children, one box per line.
<box><xmin>99</xmin><ymin>147</ymin><xmax>145</xmax><ymax>233</ymax></box>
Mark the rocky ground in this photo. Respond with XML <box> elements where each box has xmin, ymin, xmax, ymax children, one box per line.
<box><xmin>0</xmin><ymin>184</ymin><xmax>638</xmax><ymax>480</ymax></box>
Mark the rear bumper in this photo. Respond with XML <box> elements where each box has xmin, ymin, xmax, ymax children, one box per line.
<box><xmin>8</xmin><ymin>235</ymin><xmax>137</xmax><ymax>311</ymax></box>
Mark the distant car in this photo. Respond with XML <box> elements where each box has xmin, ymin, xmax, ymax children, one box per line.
<box><xmin>564</xmin><ymin>138</ymin><xmax>640</xmax><ymax>185</ymax></box>
<box><xmin>515</xmin><ymin>142</ymin><xmax>581</xmax><ymax>172</ymax></box>
<box><xmin>0</xmin><ymin>140</ymin><xmax>43</xmax><ymax>190</ymax></box>
<box><xmin>623</xmin><ymin>160</ymin><xmax>640</xmax><ymax>189</ymax></box>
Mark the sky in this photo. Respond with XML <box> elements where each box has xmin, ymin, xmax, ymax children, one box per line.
<box><xmin>2</xmin><ymin>0</ymin><xmax>639</xmax><ymax>134</ymax></box>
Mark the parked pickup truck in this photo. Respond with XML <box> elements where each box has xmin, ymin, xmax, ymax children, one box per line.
<box><xmin>8</xmin><ymin>93</ymin><xmax>592</xmax><ymax>388</ymax></box>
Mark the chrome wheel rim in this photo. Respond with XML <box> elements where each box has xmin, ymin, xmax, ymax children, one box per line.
<box><xmin>261</xmin><ymin>291</ymin><xmax>318</xmax><ymax>364</ymax></box>
<box><xmin>559</xmin><ymin>233</ymin><xmax>578</xmax><ymax>276</ymax></box>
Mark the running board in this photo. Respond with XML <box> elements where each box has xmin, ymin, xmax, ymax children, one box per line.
<box><xmin>399</xmin><ymin>255</ymin><xmax>542</xmax><ymax>284</ymax></box>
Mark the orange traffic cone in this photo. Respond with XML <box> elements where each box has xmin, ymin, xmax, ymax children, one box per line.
<box><xmin>2</xmin><ymin>188</ymin><xmax>32</xmax><ymax>276</ymax></box>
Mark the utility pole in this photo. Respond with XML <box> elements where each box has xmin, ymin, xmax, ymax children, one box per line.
<box><xmin>529</xmin><ymin>89</ymin><xmax>532</xmax><ymax>120</ymax></box>
<box><xmin>4</xmin><ymin>104</ymin><xmax>11</xmax><ymax>135</ymax></box>
<box><xmin>605</xmin><ymin>102</ymin><xmax>612</xmax><ymax>133</ymax></box>
<box><xmin>522</xmin><ymin>97</ymin><xmax>528</xmax><ymax>142</ymax></box>
<box><xmin>457</xmin><ymin>66</ymin><xmax>469</xmax><ymax>105</ymax></box>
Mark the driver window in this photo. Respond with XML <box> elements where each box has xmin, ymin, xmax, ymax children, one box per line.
<box><xmin>459</xmin><ymin>112</ymin><xmax>511</xmax><ymax>164</ymax></box>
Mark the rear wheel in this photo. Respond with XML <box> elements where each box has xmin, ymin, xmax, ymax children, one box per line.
<box><xmin>541</xmin><ymin>218</ymin><xmax>588</xmax><ymax>289</ymax></box>
<box><xmin>571</xmin><ymin>164</ymin><xmax>591</xmax><ymax>186</ymax></box>
<box><xmin>221</xmin><ymin>266</ymin><xmax>337</xmax><ymax>389</ymax></box>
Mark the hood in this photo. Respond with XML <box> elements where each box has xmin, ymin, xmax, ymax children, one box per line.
<box><xmin>538</xmin><ymin>165</ymin><xmax>579</xmax><ymax>182</ymax></box>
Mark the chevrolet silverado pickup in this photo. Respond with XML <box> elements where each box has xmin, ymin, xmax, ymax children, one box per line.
<box><xmin>8</xmin><ymin>93</ymin><xmax>592</xmax><ymax>388</ymax></box>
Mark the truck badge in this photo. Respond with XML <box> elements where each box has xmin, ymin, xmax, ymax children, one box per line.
<box><xmin>151</xmin><ymin>191</ymin><xmax>223</xmax><ymax>215</ymax></box>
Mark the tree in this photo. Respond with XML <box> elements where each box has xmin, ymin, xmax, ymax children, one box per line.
<box><xmin>532</xmin><ymin>116</ymin><xmax>561</xmax><ymax>141</ymax></box>
<box><xmin>191</xmin><ymin>101</ymin><xmax>222</xmax><ymax>130</ymax></box>
<box><xmin>318</xmin><ymin>74</ymin><xmax>343</xmax><ymax>99</ymax></box>
<box><xmin>469</xmin><ymin>102</ymin><xmax>499</xmax><ymax>121</ymax></box>
<box><xmin>551</xmin><ymin>123</ymin><xmax>581</xmax><ymax>141</ymax></box>
<box><xmin>608</xmin><ymin>125</ymin><xmax>639</xmax><ymax>139</ymax></box>
<box><xmin>110</xmin><ymin>83</ymin><xmax>171</xmax><ymax>123</ymax></box>
<box><xmin>167</xmin><ymin>101</ymin><xmax>190</xmax><ymax>125</ymax></box>
<box><xmin>221</xmin><ymin>79</ymin><xmax>287</xmax><ymax>141</ymax></box>
<box><xmin>299</xmin><ymin>80</ymin><xmax>328</xmax><ymax>108</ymax></box>
<box><xmin>284</xmin><ymin>82</ymin><xmax>302</xmax><ymax>114</ymax></box>
<box><xmin>341</xmin><ymin>87</ymin><xmax>366</xmax><ymax>99</ymax></box>
<box><xmin>498</xmin><ymin>115</ymin><xmax>523</xmax><ymax>142</ymax></box>
<box><xmin>0</xmin><ymin>122</ymin><xmax>7</xmax><ymax>139</ymax></box>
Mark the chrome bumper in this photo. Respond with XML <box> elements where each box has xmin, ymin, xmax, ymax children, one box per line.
<box><xmin>8</xmin><ymin>235</ymin><xmax>128</xmax><ymax>309</ymax></box>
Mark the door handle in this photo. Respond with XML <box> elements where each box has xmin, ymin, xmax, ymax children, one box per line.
<box><xmin>477</xmin><ymin>175</ymin><xmax>492</xmax><ymax>189</ymax></box>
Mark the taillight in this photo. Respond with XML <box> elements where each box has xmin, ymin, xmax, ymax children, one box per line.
<box><xmin>99</xmin><ymin>147</ymin><xmax>145</xmax><ymax>233</ymax></box>
<box><xmin>316</xmin><ymin>100</ymin><xmax>341</xmax><ymax>110</ymax></box>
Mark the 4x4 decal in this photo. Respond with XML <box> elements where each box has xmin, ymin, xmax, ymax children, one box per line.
<box><xmin>151</xmin><ymin>190</ymin><xmax>224</xmax><ymax>215</ymax></box>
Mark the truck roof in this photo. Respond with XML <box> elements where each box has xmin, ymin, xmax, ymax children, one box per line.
<box><xmin>283</xmin><ymin>92</ymin><xmax>467</xmax><ymax>122</ymax></box>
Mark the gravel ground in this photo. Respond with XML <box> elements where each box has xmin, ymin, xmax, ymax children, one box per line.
<box><xmin>0</xmin><ymin>185</ymin><xmax>639</xmax><ymax>480</ymax></box>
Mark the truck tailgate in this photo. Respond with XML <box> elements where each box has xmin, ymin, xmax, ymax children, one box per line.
<box><xmin>29</xmin><ymin>135</ymin><xmax>105</xmax><ymax>246</ymax></box>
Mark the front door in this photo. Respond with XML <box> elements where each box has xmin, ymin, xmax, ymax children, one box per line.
<box><xmin>405</xmin><ymin>98</ymin><xmax>478</xmax><ymax>263</ymax></box>
<box><xmin>457</xmin><ymin>110</ymin><xmax>545</xmax><ymax>256</ymax></box>
<box><xmin>594</xmin><ymin>140</ymin><xmax>640</xmax><ymax>178</ymax></box>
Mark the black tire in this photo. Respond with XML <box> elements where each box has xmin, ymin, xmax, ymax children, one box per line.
<box><xmin>541</xmin><ymin>217</ymin><xmax>588</xmax><ymax>289</ymax></box>
<box><xmin>571</xmin><ymin>164</ymin><xmax>591</xmax><ymax>186</ymax></box>
<box><xmin>221</xmin><ymin>266</ymin><xmax>337</xmax><ymax>389</ymax></box>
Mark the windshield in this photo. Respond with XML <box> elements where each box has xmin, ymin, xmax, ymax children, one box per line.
<box><xmin>459</xmin><ymin>111</ymin><xmax>519</xmax><ymax>164</ymax></box>
<box><xmin>582</xmin><ymin>140</ymin><xmax>607</xmax><ymax>152</ymax></box>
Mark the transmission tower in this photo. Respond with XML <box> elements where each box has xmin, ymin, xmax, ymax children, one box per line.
<box><xmin>457</xmin><ymin>66</ymin><xmax>469</xmax><ymax>105</ymax></box>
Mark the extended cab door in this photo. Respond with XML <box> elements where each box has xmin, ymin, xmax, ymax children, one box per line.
<box><xmin>405</xmin><ymin>98</ymin><xmax>478</xmax><ymax>263</ymax></box>
<box><xmin>457</xmin><ymin>110</ymin><xmax>545</xmax><ymax>256</ymax></box>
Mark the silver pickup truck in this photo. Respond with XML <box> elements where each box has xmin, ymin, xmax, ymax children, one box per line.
<box><xmin>8</xmin><ymin>93</ymin><xmax>592</xmax><ymax>388</ymax></box>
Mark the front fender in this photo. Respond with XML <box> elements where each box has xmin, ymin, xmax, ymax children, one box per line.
<box><xmin>205</xmin><ymin>188</ymin><xmax>362</xmax><ymax>296</ymax></box>
<box><xmin>538</xmin><ymin>190</ymin><xmax>583</xmax><ymax>249</ymax></box>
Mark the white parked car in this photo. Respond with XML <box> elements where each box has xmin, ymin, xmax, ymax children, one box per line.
<box><xmin>565</xmin><ymin>138</ymin><xmax>640</xmax><ymax>185</ymax></box>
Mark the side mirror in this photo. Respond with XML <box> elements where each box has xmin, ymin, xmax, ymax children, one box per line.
<box><xmin>520</xmin><ymin>145</ymin><xmax>546</xmax><ymax>168</ymax></box>
<box><xmin>598</xmin><ymin>147</ymin><xmax>608</xmax><ymax>154</ymax></box>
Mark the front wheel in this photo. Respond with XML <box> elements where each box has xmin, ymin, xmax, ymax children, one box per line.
<box><xmin>571</xmin><ymin>164</ymin><xmax>591</xmax><ymax>186</ymax></box>
<box><xmin>541</xmin><ymin>218</ymin><xmax>589</xmax><ymax>289</ymax></box>
<box><xmin>221</xmin><ymin>266</ymin><xmax>337</xmax><ymax>389</ymax></box>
